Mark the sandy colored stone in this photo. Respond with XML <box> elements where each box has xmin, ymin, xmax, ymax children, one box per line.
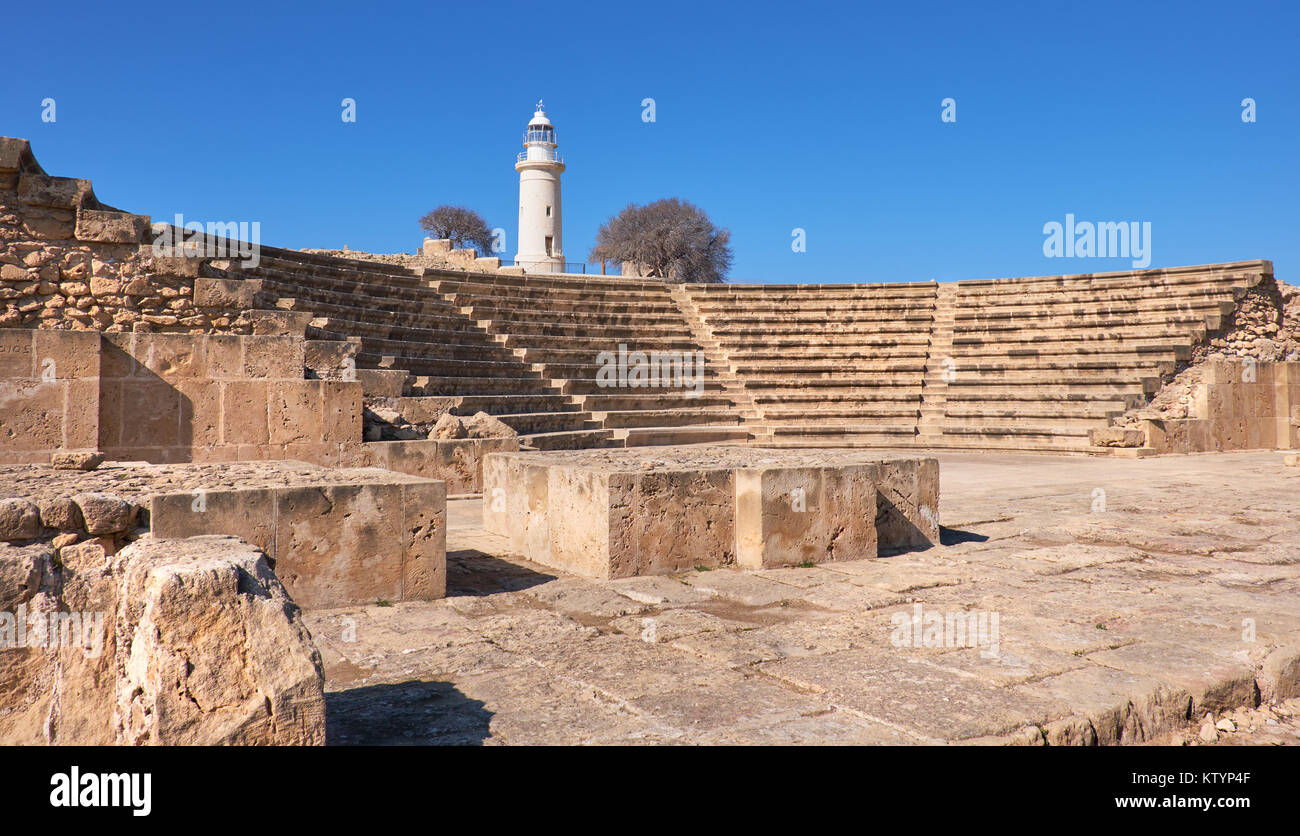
<box><xmin>50</xmin><ymin>450</ymin><xmax>104</xmax><ymax>471</ymax></box>
<box><xmin>0</xmin><ymin>498</ymin><xmax>41</xmax><ymax>541</ymax></box>
<box><xmin>463</xmin><ymin>411</ymin><xmax>517</xmax><ymax>439</ymax></box>
<box><xmin>430</xmin><ymin>412</ymin><xmax>467</xmax><ymax>439</ymax></box>
<box><xmin>71</xmin><ymin>492</ymin><xmax>134</xmax><ymax>535</ymax></box>
<box><xmin>113</xmin><ymin>536</ymin><xmax>326</xmax><ymax>745</ymax></box>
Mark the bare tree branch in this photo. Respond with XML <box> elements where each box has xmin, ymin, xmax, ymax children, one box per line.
<box><xmin>589</xmin><ymin>198</ymin><xmax>731</xmax><ymax>283</ymax></box>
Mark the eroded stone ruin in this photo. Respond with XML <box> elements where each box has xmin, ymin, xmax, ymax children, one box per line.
<box><xmin>2</xmin><ymin>136</ymin><xmax>1299</xmax><ymax>745</ymax></box>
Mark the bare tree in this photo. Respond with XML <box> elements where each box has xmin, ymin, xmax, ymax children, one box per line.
<box><xmin>589</xmin><ymin>198</ymin><xmax>732</xmax><ymax>283</ymax></box>
<box><xmin>418</xmin><ymin>205</ymin><xmax>495</xmax><ymax>255</ymax></box>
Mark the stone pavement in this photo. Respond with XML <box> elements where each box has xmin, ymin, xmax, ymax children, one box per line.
<box><xmin>307</xmin><ymin>450</ymin><xmax>1300</xmax><ymax>745</ymax></box>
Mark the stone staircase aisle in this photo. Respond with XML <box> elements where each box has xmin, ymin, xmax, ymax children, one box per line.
<box><xmin>669</xmin><ymin>285</ymin><xmax>764</xmax><ymax>442</ymax></box>
<box><xmin>916</xmin><ymin>283</ymin><xmax>957</xmax><ymax>442</ymax></box>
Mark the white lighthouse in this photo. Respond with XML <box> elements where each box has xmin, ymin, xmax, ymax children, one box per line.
<box><xmin>514</xmin><ymin>101</ymin><xmax>565</xmax><ymax>273</ymax></box>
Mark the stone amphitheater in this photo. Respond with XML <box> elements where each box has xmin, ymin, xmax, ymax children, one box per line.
<box><xmin>3</xmin><ymin>136</ymin><xmax>1299</xmax><ymax>746</ymax></box>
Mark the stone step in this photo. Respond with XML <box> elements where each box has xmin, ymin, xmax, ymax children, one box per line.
<box><xmin>766</xmin><ymin>424</ymin><xmax>919</xmax><ymax>438</ymax></box>
<box><xmin>953</xmin><ymin>299</ymin><xmax>1235</xmax><ymax>325</ymax></box>
<box><xmin>617</xmin><ymin>426</ymin><xmax>753</xmax><ymax>446</ymax></box>
<box><xmin>704</xmin><ymin>310</ymin><xmax>936</xmax><ymax>327</ymax></box>
<box><xmin>732</xmin><ymin>358</ymin><xmax>929</xmax><ymax>374</ymax></box>
<box><xmin>355</xmin><ymin>368</ymin><xmax>409</xmax><ymax>398</ymax></box>
<box><xmin>953</xmin><ymin>313</ymin><xmax>1220</xmax><ymax>336</ymax></box>
<box><xmin>465</xmin><ymin>305</ymin><xmax>691</xmax><ymax>327</ymax></box>
<box><xmin>726</xmin><ymin>345</ymin><xmax>932</xmax><ymax>359</ymax></box>
<box><xmin>500</xmin><ymin>333</ymin><xmax>704</xmax><ymax>351</ymax></box>
<box><xmin>516</xmin><ymin>344</ymin><xmax>708</xmax><ymax>363</ymax></box>
<box><xmin>519</xmin><ymin>428</ymin><xmax>620</xmax><ymax>450</ymax></box>
<box><xmin>531</xmin><ymin>361</ymin><xmax>725</xmax><ymax>380</ymax></box>
<box><xmin>591</xmin><ymin>408</ymin><xmax>743</xmax><ymax>429</ymax></box>
<box><xmin>948</xmin><ymin>357</ymin><xmax>1174</xmax><ymax>374</ymax></box>
<box><xmin>938</xmin><ymin>422</ymin><xmax>1096</xmax><ymax>438</ymax></box>
<box><xmin>741</xmin><ymin>374</ymin><xmax>926</xmax><ymax>389</ymax></box>
<box><xmin>753</xmin><ymin>435</ymin><xmax>1093</xmax><ymax>452</ymax></box>
<box><xmin>948</xmin><ymin>343</ymin><xmax>1189</xmax><ymax>361</ymax></box>
<box><xmin>255</xmin><ymin>275</ymin><xmax>463</xmax><ymax>312</ymax></box>
<box><xmin>944</xmin><ymin>381</ymin><xmax>1157</xmax><ymax>399</ymax></box>
<box><xmin>940</xmin><ymin>390</ymin><xmax>1148</xmax><ymax>406</ymax></box>
<box><xmin>759</xmin><ymin>404</ymin><xmax>922</xmax><ymax>419</ymax></box>
<box><xmin>709</xmin><ymin>321</ymin><xmax>931</xmax><ymax>337</ymax></box>
<box><xmin>446</xmin><ymin>394</ymin><xmax>577</xmax><ymax>414</ymax></box>
<box><xmin>480</xmin><ymin>319</ymin><xmax>694</xmax><ymax>339</ymax></box>
<box><xmin>953</xmin><ymin>263</ymin><xmax>1264</xmax><ymax>294</ymax></box>
<box><xmin>427</xmin><ymin>271</ymin><xmax>671</xmax><ymax>294</ymax></box>
<box><xmin>952</xmin><ymin>289</ymin><xmax>1240</xmax><ymax>314</ymax></box>
<box><xmin>293</xmin><ymin>298</ymin><xmax>495</xmax><ymax>334</ymax></box>
<box><xmin>720</xmin><ymin>335</ymin><xmax>934</xmax><ymax>350</ymax></box>
<box><xmin>449</xmin><ymin>294</ymin><xmax>683</xmax><ymax>315</ymax></box>
<box><xmin>487</xmin><ymin>411</ymin><xmax>601</xmax><ymax>434</ymax></box>
<box><xmin>571</xmin><ymin>392</ymin><xmax>737</xmax><ymax>411</ymax></box>
<box><xmin>251</xmin><ymin>251</ymin><xmax>424</xmax><ymax>282</ymax></box>
<box><xmin>340</xmin><ymin>334</ymin><xmax>519</xmax><ymax>363</ymax></box>
<box><xmin>702</xmin><ymin>297</ymin><xmax>937</xmax><ymax>311</ymax></box>
<box><xmin>308</xmin><ymin>314</ymin><xmax>485</xmax><ymax>341</ymax></box>
<box><xmin>750</xmin><ymin>390</ymin><xmax>923</xmax><ymax>404</ymax></box>
<box><xmin>944</xmin><ymin>367</ymin><xmax>1160</xmax><ymax>384</ymax></box>
<box><xmin>944</xmin><ymin>401</ymin><xmax>1128</xmax><ymax>419</ymax></box>
<box><xmin>952</xmin><ymin>324</ymin><xmax>1209</xmax><ymax>346</ymax></box>
<box><xmin>954</xmin><ymin>275</ymin><xmax>1247</xmax><ymax>297</ymax></box>
<box><xmin>235</xmin><ymin>265</ymin><xmax>426</xmax><ymax>297</ymax></box>
<box><xmin>557</xmin><ymin>377</ymin><xmax>729</xmax><ymax>396</ymax></box>
<box><xmin>403</xmin><ymin>375</ymin><xmax>559</xmax><ymax>396</ymax></box>
<box><xmin>355</xmin><ymin>351</ymin><xmax>542</xmax><ymax>380</ymax></box>
<box><xmin>688</xmin><ymin>283</ymin><xmax>938</xmax><ymax>297</ymax></box>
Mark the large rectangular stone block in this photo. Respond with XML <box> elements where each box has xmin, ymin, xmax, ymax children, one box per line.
<box><xmin>149</xmin><ymin>469</ymin><xmax>446</xmax><ymax>608</ymax></box>
<box><xmin>357</xmin><ymin>437</ymin><xmax>519</xmax><ymax>494</ymax></box>
<box><xmin>483</xmin><ymin>447</ymin><xmax>939</xmax><ymax>580</ymax></box>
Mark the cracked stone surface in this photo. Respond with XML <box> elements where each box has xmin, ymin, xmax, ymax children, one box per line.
<box><xmin>307</xmin><ymin>450</ymin><xmax>1300</xmax><ymax>745</ymax></box>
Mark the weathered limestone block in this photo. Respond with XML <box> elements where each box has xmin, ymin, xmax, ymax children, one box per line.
<box><xmin>356</xmin><ymin>437</ymin><xmax>518</xmax><ymax>494</ymax></box>
<box><xmin>735</xmin><ymin>465</ymin><xmax>878</xmax><ymax>569</ymax></box>
<box><xmin>149</xmin><ymin>471</ymin><xmax>446</xmax><ymax>607</ymax></box>
<box><xmin>72</xmin><ymin>493</ymin><xmax>135</xmax><ymax>535</ymax></box>
<box><xmin>0</xmin><ymin>544</ymin><xmax>53</xmax><ymax>744</ymax></box>
<box><xmin>17</xmin><ymin>173</ymin><xmax>92</xmax><ymax>210</ymax></box>
<box><xmin>0</xmin><ymin>498</ymin><xmax>42</xmax><ymax>541</ymax></box>
<box><xmin>50</xmin><ymin>450</ymin><xmax>104</xmax><ymax>471</ymax></box>
<box><xmin>193</xmin><ymin>276</ymin><xmax>260</xmax><ymax>309</ymax></box>
<box><xmin>462</xmin><ymin>411</ymin><xmax>518</xmax><ymax>439</ymax></box>
<box><xmin>1090</xmin><ymin>427</ymin><xmax>1146</xmax><ymax>448</ymax></box>
<box><xmin>303</xmin><ymin>338</ymin><xmax>358</xmax><ymax>380</ymax></box>
<box><xmin>113</xmin><ymin>536</ymin><xmax>325</xmax><ymax>745</ymax></box>
<box><xmin>430</xmin><ymin>413</ymin><xmax>468</xmax><ymax>439</ymax></box>
<box><xmin>0</xmin><ymin>535</ymin><xmax>325</xmax><ymax>745</ymax></box>
<box><xmin>483</xmin><ymin>447</ymin><xmax>939</xmax><ymax>579</ymax></box>
<box><xmin>250</xmin><ymin>309</ymin><xmax>312</xmax><ymax>337</ymax></box>
<box><xmin>37</xmin><ymin>495</ymin><xmax>83</xmax><ymax>530</ymax></box>
<box><xmin>1258</xmin><ymin>646</ymin><xmax>1300</xmax><ymax>703</ymax></box>
<box><xmin>75</xmin><ymin>210</ymin><xmax>149</xmax><ymax>244</ymax></box>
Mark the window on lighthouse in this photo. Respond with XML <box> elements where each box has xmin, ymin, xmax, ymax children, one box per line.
<box><xmin>545</xmin><ymin>236</ymin><xmax>553</xmax><ymax>255</ymax></box>
<box><xmin>546</xmin><ymin>205</ymin><xmax>551</xmax><ymax>217</ymax></box>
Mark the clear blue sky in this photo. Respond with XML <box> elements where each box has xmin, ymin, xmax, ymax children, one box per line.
<box><xmin>4</xmin><ymin>0</ymin><xmax>1297</xmax><ymax>283</ymax></box>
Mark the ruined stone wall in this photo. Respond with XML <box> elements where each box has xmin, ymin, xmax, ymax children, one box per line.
<box><xmin>0</xmin><ymin>329</ymin><xmax>362</xmax><ymax>465</ymax></box>
<box><xmin>0</xmin><ymin>138</ymin><xmax>253</xmax><ymax>336</ymax></box>
<box><xmin>1114</xmin><ymin>275</ymin><xmax>1297</xmax><ymax>429</ymax></box>
<box><xmin>1138</xmin><ymin>360</ymin><xmax>1300</xmax><ymax>453</ymax></box>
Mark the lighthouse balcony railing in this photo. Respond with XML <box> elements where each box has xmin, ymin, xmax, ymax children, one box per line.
<box><xmin>518</xmin><ymin>150</ymin><xmax>563</xmax><ymax>163</ymax></box>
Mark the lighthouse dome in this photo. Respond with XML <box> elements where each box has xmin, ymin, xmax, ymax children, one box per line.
<box><xmin>528</xmin><ymin>101</ymin><xmax>552</xmax><ymax>128</ymax></box>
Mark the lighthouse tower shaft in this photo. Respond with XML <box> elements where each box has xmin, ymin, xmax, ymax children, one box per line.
<box><xmin>514</xmin><ymin>102</ymin><xmax>565</xmax><ymax>273</ymax></box>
